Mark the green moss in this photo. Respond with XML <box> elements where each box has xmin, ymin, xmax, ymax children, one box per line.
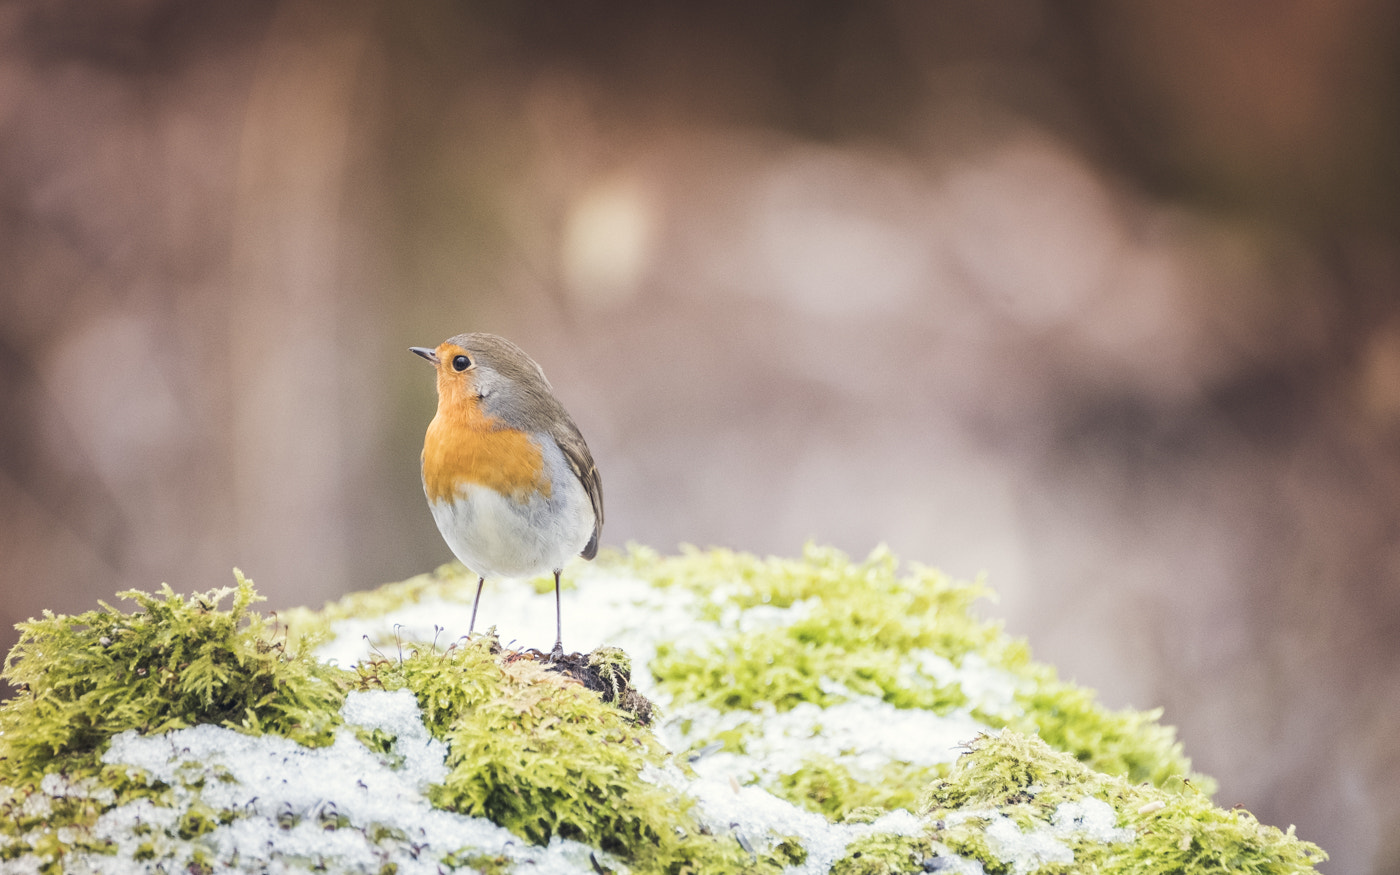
<box><xmin>359</xmin><ymin>636</ymin><xmax>791</xmax><ymax>874</ymax></box>
<box><xmin>356</xmin><ymin>726</ymin><xmax>407</xmax><ymax>769</ymax></box>
<box><xmin>586</xmin><ymin>646</ymin><xmax>633</xmax><ymax>701</ymax></box>
<box><xmin>831</xmin><ymin>832</ymin><xmax>933</xmax><ymax>875</ymax></box>
<box><xmin>0</xmin><ymin>547</ymin><xmax>1329</xmax><ymax>872</ymax></box>
<box><xmin>645</xmin><ymin>545</ymin><xmax>988</xmax><ymax>716</ymax></box>
<box><xmin>367</xmin><ymin>823</ymin><xmax>408</xmax><ymax>845</ymax></box>
<box><xmin>627</xmin><ymin>544</ymin><xmax>1199</xmax><ymax>794</ymax></box>
<box><xmin>775</xmin><ymin>755</ymin><xmax>933</xmax><ymax>821</ymax></box>
<box><xmin>0</xmin><ymin>571</ymin><xmax>793</xmax><ymax>873</ymax></box>
<box><xmin>1013</xmin><ymin>678</ymin><xmax>1200</xmax><ymax>789</ymax></box>
<box><xmin>772</xmin><ymin>836</ymin><xmax>808</xmax><ymax>867</ymax></box>
<box><xmin>367</xmin><ymin>637</ymin><xmax>657</xmax><ymax>848</ymax></box>
<box><xmin>923</xmin><ymin>731</ymin><xmax>1110</xmax><ymax>814</ymax></box>
<box><xmin>441</xmin><ymin>850</ymin><xmax>511</xmax><ymax>874</ymax></box>
<box><xmin>0</xmin><ymin>572</ymin><xmax>347</xmax><ymax>784</ymax></box>
<box><xmin>922</xmin><ymin>731</ymin><xmax>1326</xmax><ymax>875</ymax></box>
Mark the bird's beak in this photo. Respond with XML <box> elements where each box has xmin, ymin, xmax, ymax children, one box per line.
<box><xmin>409</xmin><ymin>346</ymin><xmax>439</xmax><ymax>365</ymax></box>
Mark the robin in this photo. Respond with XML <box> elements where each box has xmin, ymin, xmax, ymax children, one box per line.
<box><xmin>410</xmin><ymin>333</ymin><xmax>603</xmax><ymax>657</ymax></box>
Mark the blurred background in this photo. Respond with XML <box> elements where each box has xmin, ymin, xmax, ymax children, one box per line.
<box><xmin>2</xmin><ymin>1</ymin><xmax>1398</xmax><ymax>870</ymax></box>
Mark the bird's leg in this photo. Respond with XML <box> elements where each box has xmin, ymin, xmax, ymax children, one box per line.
<box><xmin>468</xmin><ymin>577</ymin><xmax>484</xmax><ymax>636</ymax></box>
<box><xmin>550</xmin><ymin>569</ymin><xmax>565</xmax><ymax>660</ymax></box>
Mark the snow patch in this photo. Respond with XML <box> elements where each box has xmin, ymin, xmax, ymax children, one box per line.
<box><xmin>86</xmin><ymin>690</ymin><xmax>617</xmax><ymax>875</ymax></box>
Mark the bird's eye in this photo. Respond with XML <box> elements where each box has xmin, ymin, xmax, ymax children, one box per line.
<box><xmin>452</xmin><ymin>354</ymin><xmax>471</xmax><ymax>371</ymax></box>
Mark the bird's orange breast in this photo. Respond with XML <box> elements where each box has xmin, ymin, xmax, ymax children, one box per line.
<box><xmin>422</xmin><ymin>397</ymin><xmax>551</xmax><ymax>505</ymax></box>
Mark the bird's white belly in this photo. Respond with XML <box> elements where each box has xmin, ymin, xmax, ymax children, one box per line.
<box><xmin>428</xmin><ymin>460</ymin><xmax>593</xmax><ymax>581</ymax></box>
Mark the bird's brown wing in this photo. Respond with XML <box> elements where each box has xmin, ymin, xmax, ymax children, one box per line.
<box><xmin>553</xmin><ymin>421</ymin><xmax>604</xmax><ymax>559</ymax></box>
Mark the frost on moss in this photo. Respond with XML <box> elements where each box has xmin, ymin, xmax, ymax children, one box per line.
<box><xmin>0</xmin><ymin>571</ymin><xmax>345</xmax><ymax>784</ymax></box>
<box><xmin>355</xmin><ymin>635</ymin><xmax>772</xmax><ymax>872</ymax></box>
<box><xmin>0</xmin><ymin>573</ymin><xmax>349</xmax><ymax>871</ymax></box>
<box><xmin>830</xmin><ymin>831</ymin><xmax>936</xmax><ymax>875</ymax></box>
<box><xmin>0</xmin><ymin>546</ymin><xmax>1330</xmax><ymax>874</ymax></box>
<box><xmin>0</xmin><ymin>577</ymin><xmax>781</xmax><ymax>874</ymax></box>
<box><xmin>919</xmin><ymin>731</ymin><xmax>1326</xmax><ymax>875</ymax></box>
<box><xmin>776</xmin><ymin>755</ymin><xmax>925</xmax><ymax>819</ymax></box>
<box><xmin>635</xmin><ymin>544</ymin><xmax>1200</xmax><ymax>817</ymax></box>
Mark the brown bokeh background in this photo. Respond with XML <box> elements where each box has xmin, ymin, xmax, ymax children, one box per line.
<box><xmin>3</xmin><ymin>2</ymin><xmax>1399</xmax><ymax>871</ymax></box>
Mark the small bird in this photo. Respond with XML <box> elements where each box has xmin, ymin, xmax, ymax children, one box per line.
<box><xmin>411</xmin><ymin>333</ymin><xmax>603</xmax><ymax>657</ymax></box>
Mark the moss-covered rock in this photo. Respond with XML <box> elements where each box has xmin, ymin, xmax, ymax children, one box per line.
<box><xmin>0</xmin><ymin>546</ymin><xmax>1327</xmax><ymax>874</ymax></box>
<box><xmin>921</xmin><ymin>731</ymin><xmax>1325</xmax><ymax>875</ymax></box>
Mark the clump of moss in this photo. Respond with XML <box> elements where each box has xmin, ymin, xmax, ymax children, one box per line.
<box><xmin>831</xmin><ymin>832</ymin><xmax>934</xmax><ymax>875</ymax></box>
<box><xmin>920</xmin><ymin>731</ymin><xmax>1326</xmax><ymax>875</ymax></box>
<box><xmin>0</xmin><ymin>575</ymin><xmax>791</xmax><ymax>874</ymax></box>
<box><xmin>644</xmin><ymin>545</ymin><xmax>995</xmax><ymax>711</ymax></box>
<box><xmin>923</xmin><ymin>731</ymin><xmax>1113</xmax><ymax>815</ymax></box>
<box><xmin>359</xmin><ymin>636</ymin><xmax>786</xmax><ymax>873</ymax></box>
<box><xmin>776</xmin><ymin>756</ymin><xmax>929</xmax><ymax>821</ymax></box>
<box><xmin>0</xmin><ymin>571</ymin><xmax>346</xmax><ymax>784</ymax></box>
<box><xmin>998</xmin><ymin>676</ymin><xmax>1196</xmax><ymax>789</ymax></box>
<box><xmin>543</xmin><ymin>645</ymin><xmax>655</xmax><ymax>725</ymax></box>
<box><xmin>629</xmin><ymin>544</ymin><xmax>1201</xmax><ymax>817</ymax></box>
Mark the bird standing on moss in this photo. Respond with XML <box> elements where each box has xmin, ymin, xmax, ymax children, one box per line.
<box><xmin>411</xmin><ymin>333</ymin><xmax>603</xmax><ymax>657</ymax></box>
